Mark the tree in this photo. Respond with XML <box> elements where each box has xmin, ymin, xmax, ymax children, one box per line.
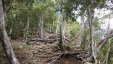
<box><xmin>24</xmin><ymin>14</ymin><xmax>30</xmax><ymax>43</ymax></box>
<box><xmin>56</xmin><ymin>0</ymin><xmax>65</xmax><ymax>51</ymax></box>
<box><xmin>0</xmin><ymin>0</ymin><xmax>20</xmax><ymax>64</ymax></box>
<box><xmin>62</xmin><ymin>0</ymin><xmax>106</xmax><ymax>63</ymax></box>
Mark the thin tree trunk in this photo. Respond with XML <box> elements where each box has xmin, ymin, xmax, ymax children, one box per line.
<box><xmin>24</xmin><ymin>16</ymin><xmax>30</xmax><ymax>43</ymax></box>
<box><xmin>58</xmin><ymin>1</ymin><xmax>64</xmax><ymax>51</ymax></box>
<box><xmin>87</xmin><ymin>6</ymin><xmax>93</xmax><ymax>54</ymax></box>
<box><xmin>55</xmin><ymin>19</ymin><xmax>59</xmax><ymax>34</ymax></box>
<box><xmin>9</xmin><ymin>28</ymin><xmax>12</xmax><ymax>39</ymax></box>
<box><xmin>101</xmin><ymin>39</ymin><xmax>111</xmax><ymax>64</ymax></box>
<box><xmin>39</xmin><ymin>16</ymin><xmax>44</xmax><ymax>38</ymax></box>
<box><xmin>51</xmin><ymin>17</ymin><xmax>54</xmax><ymax>33</ymax></box>
<box><xmin>106</xmin><ymin>39</ymin><xmax>111</xmax><ymax>64</ymax></box>
<box><xmin>81</xmin><ymin>13</ymin><xmax>89</xmax><ymax>50</ymax></box>
<box><xmin>87</xmin><ymin>5</ymin><xmax>97</xmax><ymax>64</ymax></box>
<box><xmin>80</xmin><ymin>14</ymin><xmax>85</xmax><ymax>49</ymax></box>
<box><xmin>0</xmin><ymin>0</ymin><xmax>20</xmax><ymax>64</ymax></box>
<box><xmin>59</xmin><ymin>14</ymin><xmax>64</xmax><ymax>51</ymax></box>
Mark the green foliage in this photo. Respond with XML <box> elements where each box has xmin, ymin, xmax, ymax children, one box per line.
<box><xmin>64</xmin><ymin>43</ymin><xmax>71</xmax><ymax>50</ymax></box>
<box><xmin>5</xmin><ymin>0</ymin><xmax>106</xmax><ymax>39</ymax></box>
<box><xmin>5</xmin><ymin>0</ymin><xmax>57</xmax><ymax>39</ymax></box>
<box><xmin>99</xmin><ymin>43</ymin><xmax>108</xmax><ymax>60</ymax></box>
<box><xmin>3</xmin><ymin>0</ymin><xmax>113</xmax><ymax>63</ymax></box>
<box><xmin>0</xmin><ymin>46</ymin><xmax>8</xmax><ymax>64</ymax></box>
<box><xmin>66</xmin><ymin>19</ymin><xmax>80</xmax><ymax>38</ymax></box>
<box><xmin>63</xmin><ymin>0</ymin><xmax>106</xmax><ymax>21</ymax></box>
<box><xmin>99</xmin><ymin>38</ymin><xmax>113</xmax><ymax>63</ymax></box>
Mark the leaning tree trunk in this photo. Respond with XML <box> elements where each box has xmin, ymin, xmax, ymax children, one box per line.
<box><xmin>105</xmin><ymin>10</ymin><xmax>111</xmax><ymax>64</ymax></box>
<box><xmin>0</xmin><ymin>0</ymin><xmax>20</xmax><ymax>64</ymax></box>
<box><xmin>106</xmin><ymin>39</ymin><xmax>111</xmax><ymax>64</ymax></box>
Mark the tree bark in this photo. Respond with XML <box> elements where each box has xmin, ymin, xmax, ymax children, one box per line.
<box><xmin>0</xmin><ymin>0</ymin><xmax>20</xmax><ymax>64</ymax></box>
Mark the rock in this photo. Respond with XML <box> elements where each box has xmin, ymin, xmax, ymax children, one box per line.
<box><xmin>19</xmin><ymin>46</ymin><xmax>23</xmax><ymax>49</ymax></box>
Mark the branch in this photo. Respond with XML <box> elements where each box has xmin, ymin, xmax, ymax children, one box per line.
<box><xmin>97</xmin><ymin>31</ymin><xmax>113</xmax><ymax>53</ymax></box>
<box><xmin>101</xmin><ymin>39</ymin><xmax>111</xmax><ymax>64</ymax></box>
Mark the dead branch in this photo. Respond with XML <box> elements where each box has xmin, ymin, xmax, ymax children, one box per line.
<box><xmin>65</xmin><ymin>37</ymin><xmax>72</xmax><ymax>42</ymax></box>
<box><xmin>71</xmin><ymin>33</ymin><xmax>80</xmax><ymax>41</ymax></box>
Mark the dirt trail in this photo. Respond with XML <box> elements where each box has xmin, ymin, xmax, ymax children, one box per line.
<box><xmin>4</xmin><ymin>36</ymin><xmax>83</xmax><ymax>64</ymax></box>
<box><xmin>11</xmin><ymin>40</ymin><xmax>62</xmax><ymax>64</ymax></box>
<box><xmin>0</xmin><ymin>39</ymin><xmax>87</xmax><ymax>64</ymax></box>
<box><xmin>0</xmin><ymin>40</ymin><xmax>93</xmax><ymax>64</ymax></box>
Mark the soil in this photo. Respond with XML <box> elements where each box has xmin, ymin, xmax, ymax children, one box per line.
<box><xmin>1</xmin><ymin>39</ymin><xmax>88</xmax><ymax>64</ymax></box>
<box><xmin>10</xmin><ymin>40</ymin><xmax>83</xmax><ymax>64</ymax></box>
<box><xmin>11</xmin><ymin>40</ymin><xmax>59</xmax><ymax>64</ymax></box>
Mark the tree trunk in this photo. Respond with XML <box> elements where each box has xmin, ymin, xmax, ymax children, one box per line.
<box><xmin>59</xmin><ymin>15</ymin><xmax>64</xmax><ymax>51</ymax></box>
<box><xmin>0</xmin><ymin>0</ymin><xmax>20</xmax><ymax>64</ymax></box>
<box><xmin>39</xmin><ymin>16</ymin><xmax>44</xmax><ymax>38</ymax></box>
<box><xmin>106</xmin><ymin>39</ymin><xmax>111</xmax><ymax>64</ymax></box>
<box><xmin>55</xmin><ymin>19</ymin><xmax>59</xmax><ymax>34</ymax></box>
<box><xmin>58</xmin><ymin>1</ymin><xmax>64</xmax><ymax>51</ymax></box>
<box><xmin>80</xmin><ymin>14</ymin><xmax>85</xmax><ymax>49</ymax></box>
<box><xmin>24</xmin><ymin>16</ymin><xmax>30</xmax><ymax>43</ymax></box>
<box><xmin>51</xmin><ymin>17</ymin><xmax>54</xmax><ymax>33</ymax></box>
<box><xmin>87</xmin><ymin>5</ymin><xmax>97</xmax><ymax>64</ymax></box>
<box><xmin>80</xmin><ymin>13</ymin><xmax>90</xmax><ymax>50</ymax></box>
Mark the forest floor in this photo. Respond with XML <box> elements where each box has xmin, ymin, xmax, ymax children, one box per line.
<box><xmin>10</xmin><ymin>39</ymin><xmax>81</xmax><ymax>64</ymax></box>
<box><xmin>11</xmin><ymin>40</ymin><xmax>59</xmax><ymax>64</ymax></box>
<box><xmin>0</xmin><ymin>35</ymin><xmax>82</xmax><ymax>64</ymax></box>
